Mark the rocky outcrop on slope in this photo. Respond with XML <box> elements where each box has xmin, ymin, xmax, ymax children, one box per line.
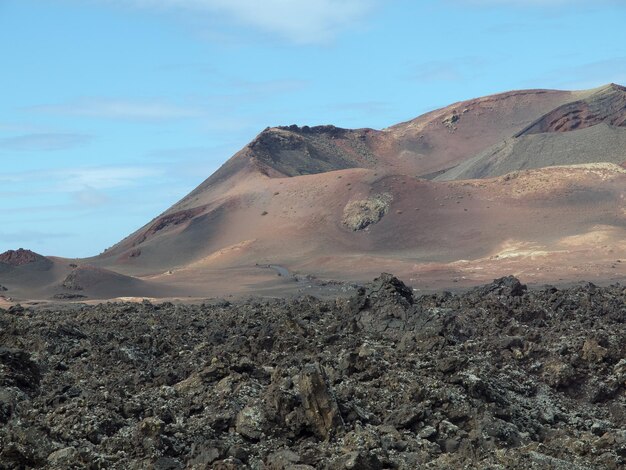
<box><xmin>0</xmin><ymin>249</ymin><xmax>52</xmax><ymax>269</ymax></box>
<box><xmin>0</xmin><ymin>275</ymin><xmax>624</xmax><ymax>469</ymax></box>
<box><xmin>342</xmin><ymin>194</ymin><xmax>392</xmax><ymax>231</ymax></box>
<box><xmin>247</xmin><ymin>126</ymin><xmax>378</xmax><ymax>177</ymax></box>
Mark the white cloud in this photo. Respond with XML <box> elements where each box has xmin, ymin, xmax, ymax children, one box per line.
<box><xmin>0</xmin><ymin>133</ymin><xmax>92</xmax><ymax>151</ymax></box>
<box><xmin>0</xmin><ymin>166</ymin><xmax>163</xmax><ymax>191</ymax></box>
<box><xmin>72</xmin><ymin>186</ymin><xmax>112</xmax><ymax>207</ymax></box>
<box><xmin>59</xmin><ymin>167</ymin><xmax>164</xmax><ymax>190</ymax></box>
<box><xmin>99</xmin><ymin>0</ymin><xmax>376</xmax><ymax>44</ymax></box>
<box><xmin>0</xmin><ymin>230</ymin><xmax>70</xmax><ymax>243</ymax></box>
<box><xmin>27</xmin><ymin>98</ymin><xmax>203</xmax><ymax>120</ymax></box>
<box><xmin>411</xmin><ymin>57</ymin><xmax>488</xmax><ymax>83</ymax></box>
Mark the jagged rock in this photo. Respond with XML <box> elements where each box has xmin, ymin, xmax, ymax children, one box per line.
<box><xmin>349</xmin><ymin>273</ymin><xmax>414</xmax><ymax>333</ymax></box>
<box><xmin>0</xmin><ymin>348</ymin><xmax>41</xmax><ymax>394</ymax></box>
<box><xmin>418</xmin><ymin>426</ymin><xmax>437</xmax><ymax>439</ymax></box>
<box><xmin>368</xmin><ymin>273</ymin><xmax>414</xmax><ymax>305</ymax></box>
<box><xmin>187</xmin><ymin>445</ymin><xmax>220</xmax><ymax>467</ymax></box>
<box><xmin>581</xmin><ymin>339</ymin><xmax>609</xmax><ymax>363</ymax></box>
<box><xmin>385</xmin><ymin>404</ymin><xmax>423</xmax><ymax>429</ymax></box>
<box><xmin>330</xmin><ymin>451</ymin><xmax>382</xmax><ymax>470</ymax></box>
<box><xmin>266</xmin><ymin>449</ymin><xmax>301</xmax><ymax>469</ymax></box>
<box><xmin>296</xmin><ymin>363</ymin><xmax>344</xmax><ymax>439</ymax></box>
<box><xmin>47</xmin><ymin>447</ymin><xmax>78</xmax><ymax>467</ymax></box>
<box><xmin>137</xmin><ymin>417</ymin><xmax>164</xmax><ymax>438</ymax></box>
<box><xmin>235</xmin><ymin>405</ymin><xmax>267</xmax><ymax>440</ymax></box>
<box><xmin>474</xmin><ymin>275</ymin><xmax>527</xmax><ymax>297</ymax></box>
<box><xmin>542</xmin><ymin>360</ymin><xmax>577</xmax><ymax>389</ymax></box>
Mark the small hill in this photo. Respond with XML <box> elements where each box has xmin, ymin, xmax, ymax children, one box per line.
<box><xmin>0</xmin><ymin>248</ymin><xmax>52</xmax><ymax>269</ymax></box>
<box><xmin>58</xmin><ymin>265</ymin><xmax>160</xmax><ymax>298</ymax></box>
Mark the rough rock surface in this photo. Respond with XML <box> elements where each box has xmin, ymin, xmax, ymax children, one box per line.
<box><xmin>0</xmin><ymin>248</ymin><xmax>52</xmax><ymax>268</ymax></box>
<box><xmin>342</xmin><ymin>194</ymin><xmax>392</xmax><ymax>231</ymax></box>
<box><xmin>0</xmin><ymin>275</ymin><xmax>624</xmax><ymax>469</ymax></box>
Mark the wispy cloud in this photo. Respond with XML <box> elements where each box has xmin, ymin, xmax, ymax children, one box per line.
<box><xmin>411</xmin><ymin>57</ymin><xmax>488</xmax><ymax>83</ymax></box>
<box><xmin>27</xmin><ymin>98</ymin><xmax>203</xmax><ymax>120</ymax></box>
<box><xmin>0</xmin><ymin>122</ymin><xmax>48</xmax><ymax>133</ymax></box>
<box><xmin>413</xmin><ymin>62</ymin><xmax>464</xmax><ymax>82</ymax></box>
<box><xmin>71</xmin><ymin>186</ymin><xmax>112</xmax><ymax>207</ymax></box>
<box><xmin>0</xmin><ymin>166</ymin><xmax>163</xmax><ymax>191</ymax></box>
<box><xmin>94</xmin><ymin>0</ymin><xmax>377</xmax><ymax>44</ymax></box>
<box><xmin>0</xmin><ymin>133</ymin><xmax>92</xmax><ymax>151</ymax></box>
<box><xmin>0</xmin><ymin>230</ymin><xmax>70</xmax><ymax>244</ymax></box>
<box><xmin>58</xmin><ymin>167</ymin><xmax>164</xmax><ymax>191</ymax></box>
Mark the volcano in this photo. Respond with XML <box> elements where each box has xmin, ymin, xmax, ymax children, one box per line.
<box><xmin>2</xmin><ymin>84</ymin><xmax>625</xmax><ymax>300</ymax></box>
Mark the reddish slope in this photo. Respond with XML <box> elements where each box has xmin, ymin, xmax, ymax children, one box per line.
<box><xmin>98</xmin><ymin>87</ymin><xmax>581</xmax><ymax>269</ymax></box>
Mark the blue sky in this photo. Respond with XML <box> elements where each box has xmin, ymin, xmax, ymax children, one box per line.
<box><xmin>1</xmin><ymin>0</ymin><xmax>625</xmax><ymax>257</ymax></box>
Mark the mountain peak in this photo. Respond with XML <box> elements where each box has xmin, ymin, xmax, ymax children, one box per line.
<box><xmin>605</xmin><ymin>82</ymin><xmax>625</xmax><ymax>91</ymax></box>
<box><xmin>245</xmin><ymin>125</ymin><xmax>375</xmax><ymax>178</ymax></box>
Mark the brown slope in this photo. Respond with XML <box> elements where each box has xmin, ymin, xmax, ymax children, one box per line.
<box><xmin>110</xmin><ymin>163</ymin><xmax>626</xmax><ymax>295</ymax></box>
<box><xmin>97</xmin><ymin>87</ymin><xmax>580</xmax><ymax>269</ymax></box>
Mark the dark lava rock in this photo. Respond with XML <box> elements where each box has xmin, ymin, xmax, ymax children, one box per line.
<box><xmin>348</xmin><ymin>273</ymin><xmax>415</xmax><ymax>334</ymax></box>
<box><xmin>367</xmin><ymin>272</ymin><xmax>414</xmax><ymax>305</ymax></box>
<box><xmin>475</xmin><ymin>275</ymin><xmax>528</xmax><ymax>297</ymax></box>
<box><xmin>0</xmin><ymin>274</ymin><xmax>624</xmax><ymax>469</ymax></box>
<box><xmin>52</xmin><ymin>293</ymin><xmax>87</xmax><ymax>300</ymax></box>
<box><xmin>0</xmin><ymin>348</ymin><xmax>41</xmax><ymax>394</ymax></box>
<box><xmin>296</xmin><ymin>363</ymin><xmax>344</xmax><ymax>439</ymax></box>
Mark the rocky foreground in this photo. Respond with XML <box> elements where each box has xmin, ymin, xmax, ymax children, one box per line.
<box><xmin>0</xmin><ymin>275</ymin><xmax>625</xmax><ymax>469</ymax></box>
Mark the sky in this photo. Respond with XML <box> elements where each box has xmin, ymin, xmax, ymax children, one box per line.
<box><xmin>1</xmin><ymin>0</ymin><xmax>625</xmax><ymax>257</ymax></box>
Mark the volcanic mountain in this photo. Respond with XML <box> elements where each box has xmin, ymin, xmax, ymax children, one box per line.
<box><xmin>2</xmin><ymin>84</ymin><xmax>625</xmax><ymax>300</ymax></box>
